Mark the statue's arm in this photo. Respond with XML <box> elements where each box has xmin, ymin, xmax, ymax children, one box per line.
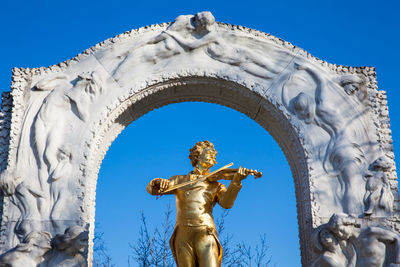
<box><xmin>216</xmin><ymin>181</ymin><xmax>242</xmax><ymax>209</ymax></box>
<box><xmin>133</xmin><ymin>32</ymin><xmax>168</xmax><ymax>51</ymax></box>
<box><xmin>164</xmin><ymin>30</ymin><xmax>215</xmax><ymax>50</ymax></box>
<box><xmin>367</xmin><ymin>226</ymin><xmax>399</xmax><ymax>243</ymax></box>
<box><xmin>294</xmin><ymin>63</ymin><xmax>327</xmax><ymax>102</ymax></box>
<box><xmin>217</xmin><ymin>167</ymin><xmax>251</xmax><ymax>208</ymax></box>
<box><xmin>372</xmin><ymin>227</ymin><xmax>400</xmax><ymax>264</ymax></box>
<box><xmin>367</xmin><ymin>226</ymin><xmax>400</xmax><ymax>262</ymax></box>
<box><xmin>295</xmin><ymin>63</ymin><xmax>323</xmax><ymax>85</ymax></box>
<box><xmin>146</xmin><ymin>32</ymin><xmax>168</xmax><ymax>45</ymax></box>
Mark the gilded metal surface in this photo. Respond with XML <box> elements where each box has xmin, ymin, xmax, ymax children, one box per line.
<box><xmin>146</xmin><ymin>141</ymin><xmax>260</xmax><ymax>267</ymax></box>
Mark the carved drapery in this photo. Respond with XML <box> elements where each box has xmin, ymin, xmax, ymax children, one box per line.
<box><xmin>0</xmin><ymin>12</ymin><xmax>398</xmax><ymax>266</ymax></box>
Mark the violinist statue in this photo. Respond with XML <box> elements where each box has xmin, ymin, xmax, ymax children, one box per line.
<box><xmin>146</xmin><ymin>141</ymin><xmax>261</xmax><ymax>267</ymax></box>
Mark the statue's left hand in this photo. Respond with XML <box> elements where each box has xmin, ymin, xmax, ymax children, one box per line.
<box><xmin>150</xmin><ymin>178</ymin><xmax>171</xmax><ymax>193</ymax></box>
<box><xmin>232</xmin><ymin>167</ymin><xmax>250</xmax><ymax>183</ymax></box>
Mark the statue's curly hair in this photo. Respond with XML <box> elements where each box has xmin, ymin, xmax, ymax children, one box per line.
<box><xmin>189</xmin><ymin>141</ymin><xmax>216</xmax><ymax>167</ymax></box>
<box><xmin>327</xmin><ymin>213</ymin><xmax>360</xmax><ymax>231</ymax></box>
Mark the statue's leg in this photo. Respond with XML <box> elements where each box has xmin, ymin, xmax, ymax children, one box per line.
<box><xmin>195</xmin><ymin>227</ymin><xmax>220</xmax><ymax>267</ymax></box>
<box><xmin>173</xmin><ymin>227</ymin><xmax>196</xmax><ymax>267</ymax></box>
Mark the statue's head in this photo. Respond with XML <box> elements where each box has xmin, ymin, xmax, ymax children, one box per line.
<box><xmin>327</xmin><ymin>213</ymin><xmax>359</xmax><ymax>240</ymax></box>
<box><xmin>0</xmin><ymin>168</ymin><xmax>20</xmax><ymax>196</ymax></box>
<box><xmin>371</xmin><ymin>155</ymin><xmax>393</xmax><ymax>171</ymax></box>
<box><xmin>76</xmin><ymin>71</ymin><xmax>104</xmax><ymax>100</ymax></box>
<box><xmin>189</xmin><ymin>141</ymin><xmax>217</xmax><ymax>169</ymax></box>
<box><xmin>339</xmin><ymin>74</ymin><xmax>366</xmax><ymax>102</ymax></box>
<box><xmin>312</xmin><ymin>226</ymin><xmax>338</xmax><ymax>253</ymax></box>
<box><xmin>51</xmin><ymin>226</ymin><xmax>88</xmax><ymax>254</ymax></box>
<box><xmin>193</xmin><ymin>11</ymin><xmax>215</xmax><ymax>34</ymax></box>
<box><xmin>293</xmin><ymin>92</ymin><xmax>315</xmax><ymax>124</ymax></box>
<box><xmin>67</xmin><ymin>71</ymin><xmax>103</xmax><ymax>121</ymax></box>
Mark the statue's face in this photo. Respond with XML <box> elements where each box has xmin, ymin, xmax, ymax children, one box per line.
<box><xmin>343</xmin><ymin>82</ymin><xmax>359</xmax><ymax>95</ymax></box>
<box><xmin>293</xmin><ymin>93</ymin><xmax>314</xmax><ymax>123</ymax></box>
<box><xmin>199</xmin><ymin>147</ymin><xmax>217</xmax><ymax>169</ymax></box>
<box><xmin>74</xmin><ymin>232</ymin><xmax>89</xmax><ymax>253</ymax></box>
<box><xmin>194</xmin><ymin>12</ymin><xmax>214</xmax><ymax>33</ymax></box>
<box><xmin>320</xmin><ymin>229</ymin><xmax>336</xmax><ymax>249</ymax></box>
<box><xmin>333</xmin><ymin>224</ymin><xmax>353</xmax><ymax>240</ymax></box>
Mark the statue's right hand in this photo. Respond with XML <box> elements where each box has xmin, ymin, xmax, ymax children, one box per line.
<box><xmin>151</xmin><ymin>178</ymin><xmax>171</xmax><ymax>193</ymax></box>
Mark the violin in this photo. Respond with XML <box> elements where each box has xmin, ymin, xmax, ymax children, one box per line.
<box><xmin>162</xmin><ymin>163</ymin><xmax>262</xmax><ymax>193</ymax></box>
<box><xmin>208</xmin><ymin>167</ymin><xmax>262</xmax><ymax>181</ymax></box>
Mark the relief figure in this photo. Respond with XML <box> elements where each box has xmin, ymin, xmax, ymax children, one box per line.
<box><xmin>164</xmin><ymin>12</ymin><xmax>282</xmax><ymax>79</ymax></box>
<box><xmin>311</xmin><ymin>224</ymin><xmax>356</xmax><ymax>267</ymax></box>
<box><xmin>31</xmin><ymin>75</ymin><xmax>71</xmax><ymax>194</ymax></box>
<box><xmin>364</xmin><ymin>156</ymin><xmax>394</xmax><ymax>216</ymax></box>
<box><xmin>32</xmin><ymin>71</ymin><xmax>103</xmax><ymax>196</ymax></box>
<box><xmin>112</xmin><ymin>13</ymin><xmax>202</xmax><ymax>82</ymax></box>
<box><xmin>32</xmin><ymin>72</ymin><xmax>103</xmax><ymax>187</ymax></box>
<box><xmin>326</xmin><ymin>213</ymin><xmax>400</xmax><ymax>267</ymax></box>
<box><xmin>0</xmin><ymin>72</ymin><xmax>104</xmax><ymax>241</ymax></box>
<box><xmin>0</xmin><ymin>169</ymin><xmax>44</xmax><ymax>241</ymax></box>
<box><xmin>0</xmin><ymin>231</ymin><xmax>52</xmax><ymax>267</ymax></box>
<box><xmin>65</xmin><ymin>72</ymin><xmax>104</xmax><ymax>122</ymax></box>
<box><xmin>49</xmin><ymin>146</ymin><xmax>73</xmax><ymax>231</ymax></box>
<box><xmin>0</xmin><ymin>226</ymin><xmax>88</xmax><ymax>267</ymax></box>
<box><xmin>113</xmin><ymin>11</ymin><xmax>283</xmax><ymax>84</ymax></box>
<box><xmin>43</xmin><ymin>226</ymin><xmax>88</xmax><ymax>267</ymax></box>
<box><xmin>282</xmin><ymin>63</ymin><xmax>368</xmax><ymax>214</ymax></box>
<box><xmin>282</xmin><ymin>63</ymin><xmax>367</xmax><ymax>137</ymax></box>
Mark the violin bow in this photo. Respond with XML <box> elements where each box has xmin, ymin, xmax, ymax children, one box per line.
<box><xmin>161</xmin><ymin>162</ymin><xmax>234</xmax><ymax>194</ymax></box>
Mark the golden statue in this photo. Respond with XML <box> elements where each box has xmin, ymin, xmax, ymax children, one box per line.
<box><xmin>146</xmin><ymin>141</ymin><xmax>262</xmax><ymax>267</ymax></box>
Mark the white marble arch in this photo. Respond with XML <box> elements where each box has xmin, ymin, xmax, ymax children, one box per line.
<box><xmin>0</xmin><ymin>11</ymin><xmax>398</xmax><ymax>266</ymax></box>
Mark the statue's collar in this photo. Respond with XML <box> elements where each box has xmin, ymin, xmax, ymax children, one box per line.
<box><xmin>191</xmin><ymin>168</ymin><xmax>209</xmax><ymax>176</ymax></box>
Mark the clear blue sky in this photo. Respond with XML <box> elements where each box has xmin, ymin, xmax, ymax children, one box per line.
<box><xmin>1</xmin><ymin>1</ymin><xmax>400</xmax><ymax>266</ymax></box>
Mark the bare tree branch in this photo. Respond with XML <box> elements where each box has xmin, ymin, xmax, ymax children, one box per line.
<box><xmin>130</xmin><ymin>205</ymin><xmax>273</xmax><ymax>267</ymax></box>
<box><xmin>93</xmin><ymin>224</ymin><xmax>115</xmax><ymax>267</ymax></box>
<box><xmin>130</xmin><ymin>203</ymin><xmax>174</xmax><ymax>267</ymax></box>
<box><xmin>130</xmin><ymin>211</ymin><xmax>152</xmax><ymax>266</ymax></box>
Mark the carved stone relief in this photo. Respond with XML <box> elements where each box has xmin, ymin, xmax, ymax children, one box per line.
<box><xmin>280</xmin><ymin>61</ymin><xmax>383</xmax><ymax>217</ymax></box>
<box><xmin>0</xmin><ymin>226</ymin><xmax>88</xmax><ymax>267</ymax></box>
<box><xmin>0</xmin><ymin>231</ymin><xmax>51</xmax><ymax>266</ymax></box>
<box><xmin>364</xmin><ymin>156</ymin><xmax>394</xmax><ymax>217</ymax></box>
<box><xmin>43</xmin><ymin>226</ymin><xmax>88</xmax><ymax>267</ymax></box>
<box><xmin>312</xmin><ymin>213</ymin><xmax>400</xmax><ymax>266</ymax></box>
<box><xmin>0</xmin><ymin>11</ymin><xmax>397</xmax><ymax>266</ymax></box>
<box><xmin>0</xmin><ymin>71</ymin><xmax>103</xmax><ymax>248</ymax></box>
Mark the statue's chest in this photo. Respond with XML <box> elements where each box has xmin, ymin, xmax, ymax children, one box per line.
<box><xmin>176</xmin><ymin>181</ymin><xmax>219</xmax><ymax>205</ymax></box>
